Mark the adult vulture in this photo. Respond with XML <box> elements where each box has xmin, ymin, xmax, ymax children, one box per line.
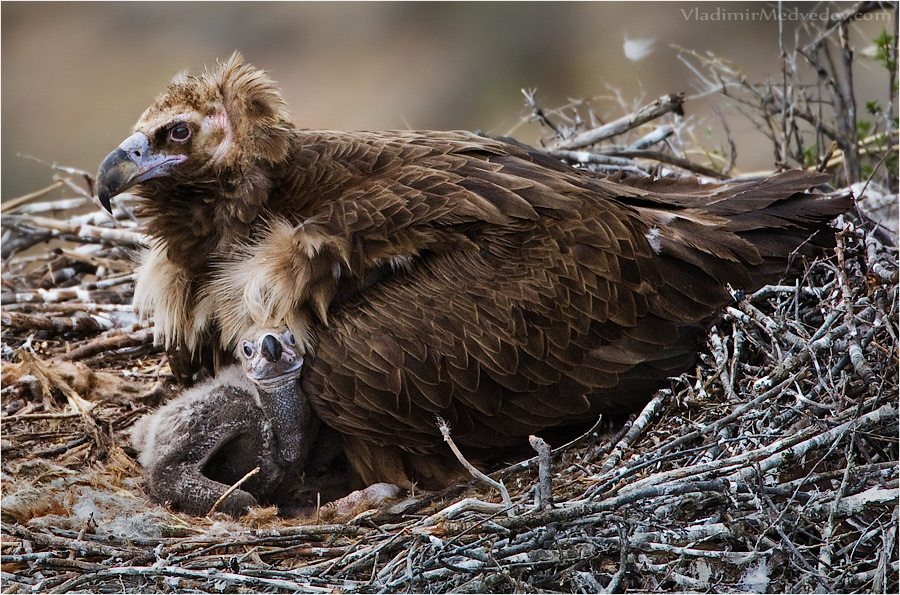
<box><xmin>98</xmin><ymin>54</ymin><xmax>850</xmax><ymax>487</ymax></box>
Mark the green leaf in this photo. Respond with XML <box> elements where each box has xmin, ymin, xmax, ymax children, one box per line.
<box><xmin>874</xmin><ymin>30</ymin><xmax>897</xmax><ymax>73</ymax></box>
<box><xmin>857</xmin><ymin>119</ymin><xmax>872</xmax><ymax>138</ymax></box>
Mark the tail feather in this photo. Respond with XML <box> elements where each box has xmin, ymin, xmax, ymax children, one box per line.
<box><xmin>579</xmin><ymin>171</ymin><xmax>851</xmax><ymax>416</ymax></box>
<box><xmin>618</xmin><ymin>170</ymin><xmax>833</xmax><ymax>213</ymax></box>
<box><xmin>724</xmin><ymin>190</ymin><xmax>852</xmax><ymax>232</ymax></box>
<box><xmin>624</xmin><ymin>171</ymin><xmax>850</xmax><ymax>296</ymax></box>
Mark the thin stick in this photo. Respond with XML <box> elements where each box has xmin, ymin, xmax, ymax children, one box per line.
<box><xmin>436</xmin><ymin>417</ymin><xmax>514</xmax><ymax>516</ymax></box>
<box><xmin>548</xmin><ymin>93</ymin><xmax>685</xmax><ymax>150</ymax></box>
<box><xmin>419</xmin><ymin>497</ymin><xmax>508</xmax><ymax>527</ymax></box>
<box><xmin>207</xmin><ymin>467</ymin><xmax>260</xmax><ymax>516</ymax></box>
<box><xmin>627</xmin><ymin>125</ymin><xmax>673</xmax><ymax>150</ymax></box>
<box><xmin>529</xmin><ymin>435</ymin><xmax>553</xmax><ymax>510</ymax></box>
<box><xmin>5</xmin><ymin>214</ymin><xmax>148</xmax><ymax>247</ymax></box>
<box><xmin>778</xmin><ymin>0</ymin><xmax>788</xmax><ymax>167</ymax></box>
<box><xmin>603</xmin><ymin>524</ymin><xmax>629</xmax><ymax>594</ymax></box>
<box><xmin>600</xmin><ymin>389</ymin><xmax>668</xmax><ymax>473</ymax></box>
<box><xmin>56</xmin><ymin>328</ymin><xmax>154</xmax><ymax>362</ymax></box>
<box><xmin>0</xmin><ymin>181</ymin><xmax>66</xmax><ymax>212</ymax></box>
<box><xmin>598</xmin><ymin>149</ymin><xmax>727</xmax><ymax>179</ymax></box>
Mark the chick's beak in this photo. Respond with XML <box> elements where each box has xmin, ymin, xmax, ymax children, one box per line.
<box><xmin>260</xmin><ymin>334</ymin><xmax>283</xmax><ymax>362</ymax></box>
<box><xmin>96</xmin><ymin>132</ymin><xmax>187</xmax><ymax>212</ymax></box>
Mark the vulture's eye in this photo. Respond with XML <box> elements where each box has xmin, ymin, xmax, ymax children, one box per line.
<box><xmin>168</xmin><ymin>123</ymin><xmax>191</xmax><ymax>143</ymax></box>
<box><xmin>285</xmin><ymin>332</ymin><xmax>296</xmax><ymax>346</ymax></box>
<box><xmin>241</xmin><ymin>341</ymin><xmax>254</xmax><ymax>358</ymax></box>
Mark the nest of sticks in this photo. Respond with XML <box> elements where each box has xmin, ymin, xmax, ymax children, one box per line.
<box><xmin>2</xmin><ymin>13</ymin><xmax>898</xmax><ymax>593</ymax></box>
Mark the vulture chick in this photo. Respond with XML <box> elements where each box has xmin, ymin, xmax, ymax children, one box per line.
<box><xmin>102</xmin><ymin>54</ymin><xmax>852</xmax><ymax>489</ymax></box>
<box><xmin>132</xmin><ymin>325</ymin><xmax>399</xmax><ymax>517</ymax></box>
<box><xmin>131</xmin><ymin>326</ymin><xmax>316</xmax><ymax>516</ymax></box>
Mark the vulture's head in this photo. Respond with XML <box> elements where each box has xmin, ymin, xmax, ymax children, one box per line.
<box><xmin>238</xmin><ymin>325</ymin><xmax>315</xmax><ymax>466</ymax></box>
<box><xmin>96</xmin><ymin>52</ymin><xmax>293</xmax><ymax>214</ymax></box>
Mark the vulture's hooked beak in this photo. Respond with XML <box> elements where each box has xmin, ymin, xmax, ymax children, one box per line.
<box><xmin>96</xmin><ymin>132</ymin><xmax>187</xmax><ymax>212</ymax></box>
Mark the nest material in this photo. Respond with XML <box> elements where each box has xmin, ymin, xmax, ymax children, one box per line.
<box><xmin>2</xmin><ymin>27</ymin><xmax>899</xmax><ymax>591</ymax></box>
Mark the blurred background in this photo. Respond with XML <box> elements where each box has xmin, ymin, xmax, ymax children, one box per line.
<box><xmin>2</xmin><ymin>1</ymin><xmax>894</xmax><ymax>200</ymax></box>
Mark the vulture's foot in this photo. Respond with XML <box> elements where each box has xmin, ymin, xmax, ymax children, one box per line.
<box><xmin>321</xmin><ymin>483</ymin><xmax>403</xmax><ymax>522</ymax></box>
<box><xmin>279</xmin><ymin>483</ymin><xmax>402</xmax><ymax>521</ymax></box>
<box><xmin>331</xmin><ymin>482</ymin><xmax>403</xmax><ymax>512</ymax></box>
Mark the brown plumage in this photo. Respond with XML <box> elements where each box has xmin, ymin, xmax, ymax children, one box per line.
<box><xmin>98</xmin><ymin>54</ymin><xmax>851</xmax><ymax>488</ymax></box>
